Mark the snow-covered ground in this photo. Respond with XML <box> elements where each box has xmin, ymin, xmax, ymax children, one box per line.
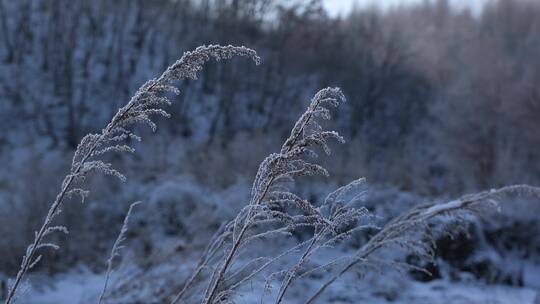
<box><xmin>14</xmin><ymin>267</ymin><xmax>538</xmax><ymax>303</ymax></box>
<box><xmin>15</xmin><ymin>268</ymin><xmax>103</xmax><ymax>304</ymax></box>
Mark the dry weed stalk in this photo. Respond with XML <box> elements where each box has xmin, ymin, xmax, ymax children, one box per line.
<box><xmin>5</xmin><ymin>45</ymin><xmax>259</xmax><ymax>304</ymax></box>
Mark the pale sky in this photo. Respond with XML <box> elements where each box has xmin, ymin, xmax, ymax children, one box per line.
<box><xmin>323</xmin><ymin>0</ymin><xmax>490</xmax><ymax>16</ymax></box>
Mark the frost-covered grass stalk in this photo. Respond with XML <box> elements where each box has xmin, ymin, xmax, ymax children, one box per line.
<box><xmin>168</xmin><ymin>87</ymin><xmax>373</xmax><ymax>304</ymax></box>
<box><xmin>99</xmin><ymin>201</ymin><xmax>140</xmax><ymax>304</ymax></box>
<box><xmin>273</xmin><ymin>178</ymin><xmax>371</xmax><ymax>304</ymax></box>
<box><xmin>305</xmin><ymin>184</ymin><xmax>540</xmax><ymax>303</ymax></box>
<box><xmin>4</xmin><ymin>45</ymin><xmax>260</xmax><ymax>304</ymax></box>
<box><xmin>200</xmin><ymin>88</ymin><xmax>345</xmax><ymax>304</ymax></box>
<box><xmin>200</xmin><ymin>87</ymin><xmax>348</xmax><ymax>304</ymax></box>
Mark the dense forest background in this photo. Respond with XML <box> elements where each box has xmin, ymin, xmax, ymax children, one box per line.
<box><xmin>1</xmin><ymin>0</ymin><xmax>539</xmax><ymax>195</ymax></box>
<box><xmin>0</xmin><ymin>0</ymin><xmax>539</xmax><ymax>302</ymax></box>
